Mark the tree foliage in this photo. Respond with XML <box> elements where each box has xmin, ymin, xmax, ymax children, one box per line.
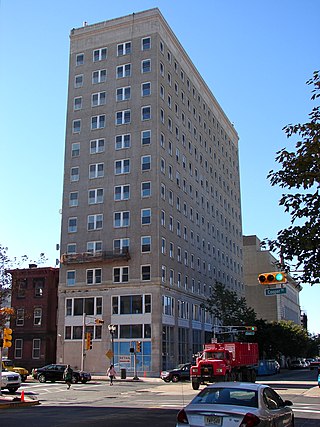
<box><xmin>201</xmin><ymin>282</ymin><xmax>257</xmax><ymax>326</ymax></box>
<box><xmin>266</xmin><ymin>71</ymin><xmax>320</xmax><ymax>285</ymax></box>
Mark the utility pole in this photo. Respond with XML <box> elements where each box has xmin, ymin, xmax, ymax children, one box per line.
<box><xmin>81</xmin><ymin>313</ymin><xmax>86</xmax><ymax>371</ymax></box>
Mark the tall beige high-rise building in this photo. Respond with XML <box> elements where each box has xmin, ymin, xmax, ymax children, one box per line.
<box><xmin>57</xmin><ymin>8</ymin><xmax>243</xmax><ymax>375</ymax></box>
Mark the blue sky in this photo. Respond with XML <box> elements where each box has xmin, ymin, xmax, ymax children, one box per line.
<box><xmin>0</xmin><ymin>0</ymin><xmax>319</xmax><ymax>334</ymax></box>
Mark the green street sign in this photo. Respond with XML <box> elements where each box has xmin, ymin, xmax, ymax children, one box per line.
<box><xmin>265</xmin><ymin>287</ymin><xmax>287</xmax><ymax>296</ymax></box>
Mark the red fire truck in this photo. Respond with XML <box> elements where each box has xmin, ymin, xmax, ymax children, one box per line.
<box><xmin>190</xmin><ymin>342</ymin><xmax>259</xmax><ymax>390</ymax></box>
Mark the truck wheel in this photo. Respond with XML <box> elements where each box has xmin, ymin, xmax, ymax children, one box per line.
<box><xmin>192</xmin><ymin>380</ymin><xmax>200</xmax><ymax>390</ymax></box>
<box><xmin>251</xmin><ymin>370</ymin><xmax>256</xmax><ymax>383</ymax></box>
<box><xmin>236</xmin><ymin>372</ymin><xmax>242</xmax><ymax>381</ymax></box>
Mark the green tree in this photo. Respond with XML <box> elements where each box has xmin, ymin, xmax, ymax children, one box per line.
<box><xmin>201</xmin><ymin>282</ymin><xmax>257</xmax><ymax>326</ymax></box>
<box><xmin>266</xmin><ymin>71</ymin><xmax>320</xmax><ymax>285</ymax></box>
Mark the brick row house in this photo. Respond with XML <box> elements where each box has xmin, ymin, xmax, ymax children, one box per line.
<box><xmin>8</xmin><ymin>266</ymin><xmax>59</xmax><ymax>372</ymax></box>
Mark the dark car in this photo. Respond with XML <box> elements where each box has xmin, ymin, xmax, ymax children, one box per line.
<box><xmin>33</xmin><ymin>364</ymin><xmax>91</xmax><ymax>384</ymax></box>
<box><xmin>160</xmin><ymin>363</ymin><xmax>191</xmax><ymax>382</ymax></box>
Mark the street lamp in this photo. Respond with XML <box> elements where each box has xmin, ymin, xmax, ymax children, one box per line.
<box><xmin>108</xmin><ymin>324</ymin><xmax>116</xmax><ymax>365</ymax></box>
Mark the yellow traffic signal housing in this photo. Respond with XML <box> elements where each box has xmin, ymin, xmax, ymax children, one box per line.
<box><xmin>258</xmin><ymin>272</ymin><xmax>287</xmax><ymax>285</ymax></box>
<box><xmin>95</xmin><ymin>319</ymin><xmax>104</xmax><ymax>325</ymax></box>
<box><xmin>3</xmin><ymin>327</ymin><xmax>13</xmax><ymax>348</ymax></box>
<box><xmin>136</xmin><ymin>341</ymin><xmax>141</xmax><ymax>353</ymax></box>
<box><xmin>85</xmin><ymin>332</ymin><xmax>92</xmax><ymax>350</ymax></box>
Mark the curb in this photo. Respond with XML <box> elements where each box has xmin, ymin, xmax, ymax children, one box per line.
<box><xmin>0</xmin><ymin>399</ymin><xmax>40</xmax><ymax>409</ymax></box>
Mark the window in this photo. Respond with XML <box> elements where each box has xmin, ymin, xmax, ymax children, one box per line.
<box><xmin>161</xmin><ymin>237</ymin><xmax>166</xmax><ymax>254</ymax></box>
<box><xmin>141</xmin><ymin>82</ymin><xmax>151</xmax><ymax>97</ymax></box>
<box><xmin>113</xmin><ymin>266</ymin><xmax>129</xmax><ymax>283</ymax></box>
<box><xmin>141</xmin><ymin>208</ymin><xmax>151</xmax><ymax>225</ymax></box>
<box><xmin>116</xmin><ymin>86</ymin><xmax>131</xmax><ymax>101</ymax></box>
<box><xmin>87</xmin><ymin>268</ymin><xmax>102</xmax><ymax>284</ymax></box>
<box><xmin>88</xmin><ymin>188</ymin><xmax>104</xmax><ymax>204</ymax></box>
<box><xmin>113</xmin><ymin>238</ymin><xmax>129</xmax><ymax>253</ymax></box>
<box><xmin>141</xmin><ymin>106</ymin><xmax>151</xmax><ymax>120</ymax></box>
<box><xmin>169</xmin><ymin>270</ymin><xmax>174</xmax><ymax>286</ymax></box>
<box><xmin>161</xmin><ymin>265</ymin><xmax>166</xmax><ymax>283</ymax></box>
<box><xmin>87</xmin><ymin>241</ymin><xmax>102</xmax><ymax>253</ymax></box>
<box><xmin>32</xmin><ymin>339</ymin><xmax>41</xmax><ymax>359</ymax></box>
<box><xmin>93</xmin><ymin>47</ymin><xmax>107</xmax><ymax>61</ymax></box>
<box><xmin>71</xmin><ymin>142</ymin><xmax>80</xmax><ymax>157</ymax></box>
<box><xmin>114</xmin><ymin>184</ymin><xmax>130</xmax><ymax>200</ymax></box>
<box><xmin>117</xmin><ymin>63</ymin><xmax>131</xmax><ymax>78</ymax></box>
<box><xmin>141</xmin><ymin>130</ymin><xmax>151</xmax><ymax>145</ymax></box>
<box><xmin>114</xmin><ymin>211</ymin><xmax>130</xmax><ymax>227</ymax></box>
<box><xmin>141</xmin><ymin>59</ymin><xmax>151</xmax><ymax>73</ymax></box>
<box><xmin>74</xmin><ymin>74</ymin><xmax>83</xmax><ymax>88</ymax></box>
<box><xmin>91</xmin><ymin>115</ymin><xmax>105</xmax><ymax>129</ymax></box>
<box><xmin>115</xmin><ymin>133</ymin><xmax>131</xmax><ymax>150</ymax></box>
<box><xmin>89</xmin><ymin>163</ymin><xmax>104</xmax><ymax>178</ymax></box>
<box><xmin>142</xmin><ymin>37</ymin><xmax>151</xmax><ymax>50</ymax></box>
<box><xmin>72</xmin><ymin>119</ymin><xmax>81</xmax><ymax>133</ymax></box>
<box><xmin>92</xmin><ymin>69</ymin><xmax>107</xmax><ymax>84</ymax></box>
<box><xmin>92</xmin><ymin>92</ymin><xmax>106</xmax><ymax>106</ymax></box>
<box><xmin>115</xmin><ymin>159</ymin><xmax>130</xmax><ymax>175</ymax></box>
<box><xmin>76</xmin><ymin>53</ymin><xmax>84</xmax><ymax>66</ymax></box>
<box><xmin>74</xmin><ymin>97</ymin><xmax>82</xmax><ymax>110</ymax></box>
<box><xmin>142</xmin><ymin>265</ymin><xmax>151</xmax><ymax>281</ymax></box>
<box><xmin>34</xmin><ymin>308</ymin><xmax>42</xmax><ymax>325</ymax></box>
<box><xmin>16</xmin><ymin>309</ymin><xmax>24</xmax><ymax>326</ymax></box>
<box><xmin>90</xmin><ymin>139</ymin><xmax>105</xmax><ymax>154</ymax></box>
<box><xmin>116</xmin><ymin>109</ymin><xmax>131</xmax><ymax>125</ymax></box>
<box><xmin>14</xmin><ymin>339</ymin><xmax>23</xmax><ymax>359</ymax></box>
<box><xmin>87</xmin><ymin>214</ymin><xmax>103</xmax><ymax>230</ymax></box>
<box><xmin>141</xmin><ymin>181</ymin><xmax>151</xmax><ymax>198</ymax></box>
<box><xmin>141</xmin><ymin>236</ymin><xmax>151</xmax><ymax>252</ymax></box>
<box><xmin>68</xmin><ymin>217</ymin><xmax>77</xmax><ymax>233</ymax></box>
<box><xmin>117</xmin><ymin>41</ymin><xmax>131</xmax><ymax>56</ymax></box>
<box><xmin>141</xmin><ymin>155</ymin><xmax>151</xmax><ymax>171</ymax></box>
<box><xmin>69</xmin><ymin>191</ymin><xmax>78</xmax><ymax>207</ymax></box>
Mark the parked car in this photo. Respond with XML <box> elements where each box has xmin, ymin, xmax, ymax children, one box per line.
<box><xmin>176</xmin><ymin>382</ymin><xmax>294</xmax><ymax>427</ymax></box>
<box><xmin>0</xmin><ymin>369</ymin><xmax>21</xmax><ymax>393</ymax></box>
<box><xmin>290</xmin><ymin>359</ymin><xmax>308</xmax><ymax>369</ymax></box>
<box><xmin>2</xmin><ymin>359</ymin><xmax>29</xmax><ymax>382</ymax></box>
<box><xmin>309</xmin><ymin>359</ymin><xmax>320</xmax><ymax>370</ymax></box>
<box><xmin>160</xmin><ymin>363</ymin><xmax>191</xmax><ymax>382</ymax></box>
<box><xmin>33</xmin><ymin>364</ymin><xmax>91</xmax><ymax>384</ymax></box>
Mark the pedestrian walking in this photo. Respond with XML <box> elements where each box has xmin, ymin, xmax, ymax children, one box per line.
<box><xmin>107</xmin><ymin>364</ymin><xmax>117</xmax><ymax>385</ymax></box>
<box><xmin>63</xmin><ymin>364</ymin><xmax>73</xmax><ymax>389</ymax></box>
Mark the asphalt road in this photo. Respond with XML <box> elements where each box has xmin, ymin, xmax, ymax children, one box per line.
<box><xmin>0</xmin><ymin>369</ymin><xmax>319</xmax><ymax>426</ymax></box>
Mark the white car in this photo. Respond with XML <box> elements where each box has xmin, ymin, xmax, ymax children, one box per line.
<box><xmin>0</xmin><ymin>370</ymin><xmax>21</xmax><ymax>393</ymax></box>
<box><xmin>177</xmin><ymin>382</ymin><xmax>294</xmax><ymax>426</ymax></box>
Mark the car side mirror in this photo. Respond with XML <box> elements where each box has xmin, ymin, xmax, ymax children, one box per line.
<box><xmin>283</xmin><ymin>400</ymin><xmax>293</xmax><ymax>407</ymax></box>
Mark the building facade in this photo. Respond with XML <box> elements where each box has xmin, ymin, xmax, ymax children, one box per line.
<box><xmin>57</xmin><ymin>8</ymin><xmax>243</xmax><ymax>375</ymax></box>
<box><xmin>8</xmin><ymin>266</ymin><xmax>59</xmax><ymax>372</ymax></box>
<box><xmin>243</xmin><ymin>235</ymin><xmax>301</xmax><ymax>324</ymax></box>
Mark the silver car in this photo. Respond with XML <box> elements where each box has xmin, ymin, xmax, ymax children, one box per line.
<box><xmin>176</xmin><ymin>382</ymin><xmax>294</xmax><ymax>426</ymax></box>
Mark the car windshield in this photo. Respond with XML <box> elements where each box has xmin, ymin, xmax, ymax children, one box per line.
<box><xmin>3</xmin><ymin>360</ymin><xmax>14</xmax><ymax>367</ymax></box>
<box><xmin>191</xmin><ymin>387</ymin><xmax>258</xmax><ymax>408</ymax></box>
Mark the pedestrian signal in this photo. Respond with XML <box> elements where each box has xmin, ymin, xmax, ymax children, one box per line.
<box><xmin>258</xmin><ymin>272</ymin><xmax>287</xmax><ymax>285</ymax></box>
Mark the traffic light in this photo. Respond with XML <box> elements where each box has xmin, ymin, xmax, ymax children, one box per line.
<box><xmin>245</xmin><ymin>326</ymin><xmax>257</xmax><ymax>331</ymax></box>
<box><xmin>85</xmin><ymin>332</ymin><xmax>92</xmax><ymax>350</ymax></box>
<box><xmin>136</xmin><ymin>341</ymin><xmax>141</xmax><ymax>353</ymax></box>
<box><xmin>3</xmin><ymin>327</ymin><xmax>12</xmax><ymax>348</ymax></box>
<box><xmin>95</xmin><ymin>319</ymin><xmax>104</xmax><ymax>325</ymax></box>
<box><xmin>258</xmin><ymin>272</ymin><xmax>287</xmax><ymax>285</ymax></box>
